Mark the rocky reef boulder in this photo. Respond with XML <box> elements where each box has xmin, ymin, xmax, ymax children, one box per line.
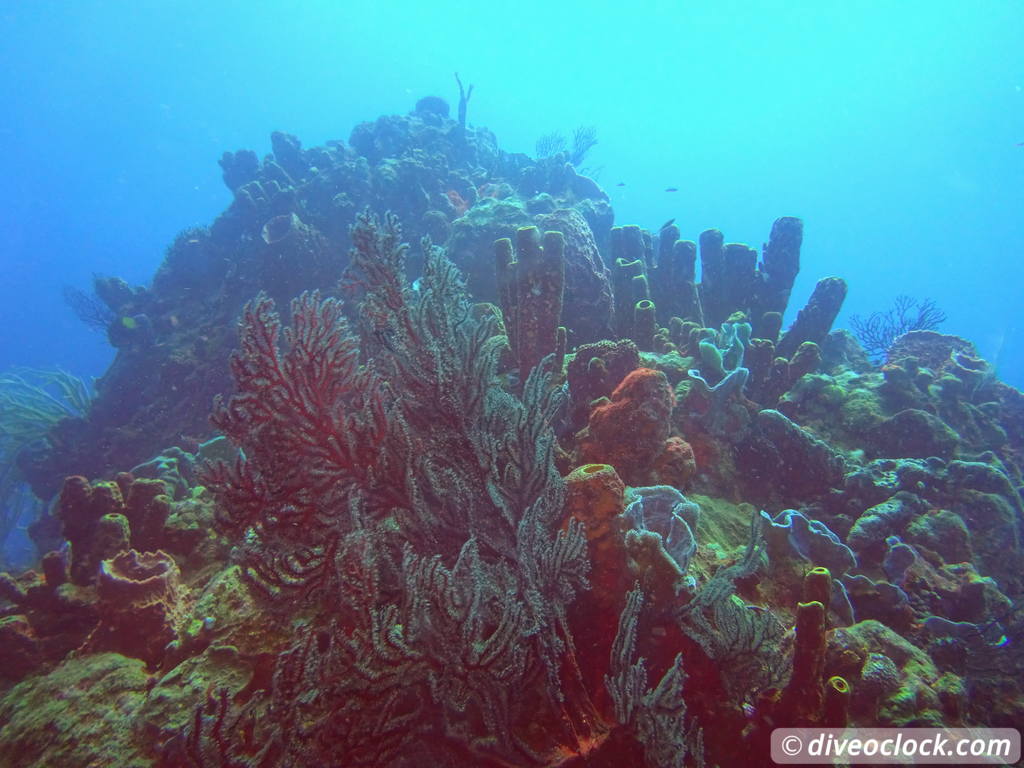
<box><xmin>868</xmin><ymin>408</ymin><xmax>960</xmax><ymax>460</ymax></box>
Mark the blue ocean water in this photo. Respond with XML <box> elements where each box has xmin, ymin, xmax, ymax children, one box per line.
<box><xmin>2</xmin><ymin>1</ymin><xmax>1022</xmax><ymax>388</ymax></box>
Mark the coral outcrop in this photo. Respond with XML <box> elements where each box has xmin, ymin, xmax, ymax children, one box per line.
<box><xmin>3</xmin><ymin>101</ymin><xmax>1022</xmax><ymax>768</ymax></box>
<box><xmin>577</xmin><ymin>367</ymin><xmax>683</xmax><ymax>486</ymax></box>
<box><xmin>24</xmin><ymin>103</ymin><xmax>612</xmax><ymax>498</ymax></box>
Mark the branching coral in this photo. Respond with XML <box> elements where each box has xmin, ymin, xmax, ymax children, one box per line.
<box><xmin>674</xmin><ymin>513</ymin><xmax>790</xmax><ymax>706</ymax></box>
<box><xmin>849</xmin><ymin>295</ymin><xmax>947</xmax><ymax>361</ymax></box>
<box><xmin>606</xmin><ymin>586</ymin><xmax>704</xmax><ymax>768</ymax></box>
<box><xmin>194</xmin><ymin>210</ymin><xmax>593</xmax><ymax>766</ymax></box>
<box><xmin>62</xmin><ymin>283</ymin><xmax>117</xmax><ymax>334</ymax></box>
<box><xmin>533</xmin><ymin>125</ymin><xmax>598</xmax><ymax>169</ymax></box>
<box><xmin>203</xmin><ymin>289</ymin><xmax>387</xmax><ymax>598</ymax></box>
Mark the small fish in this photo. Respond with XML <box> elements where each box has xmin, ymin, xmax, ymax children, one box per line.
<box><xmin>665</xmin><ymin>187</ymin><xmax>678</xmax><ymax>192</ymax></box>
<box><xmin>660</xmin><ymin>218</ymin><xmax>676</xmax><ymax>231</ymax></box>
<box><xmin>615</xmin><ymin>182</ymin><xmax>626</xmax><ymax>187</ymax></box>
<box><xmin>411</xmin><ymin>277</ymin><xmax>422</xmax><ymax>292</ymax></box>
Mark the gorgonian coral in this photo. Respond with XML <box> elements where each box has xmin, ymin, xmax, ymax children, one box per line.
<box><xmin>849</xmin><ymin>295</ymin><xmax>947</xmax><ymax>362</ymax></box>
<box><xmin>191</xmin><ymin>210</ymin><xmax>593</xmax><ymax>766</ymax></box>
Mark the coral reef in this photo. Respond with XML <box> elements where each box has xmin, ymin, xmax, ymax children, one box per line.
<box><xmin>187</xmin><ymin>212</ymin><xmax>598</xmax><ymax>765</ymax></box>
<box><xmin>2</xmin><ymin>101</ymin><xmax>1023</xmax><ymax>768</ymax></box>
<box><xmin>22</xmin><ymin>102</ymin><xmax>611</xmax><ymax>499</ymax></box>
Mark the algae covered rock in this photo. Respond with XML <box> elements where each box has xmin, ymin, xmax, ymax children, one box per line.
<box><xmin>138</xmin><ymin>645</ymin><xmax>253</xmax><ymax>751</ymax></box>
<box><xmin>905</xmin><ymin>508</ymin><xmax>972</xmax><ymax>564</ymax></box>
<box><xmin>829</xmin><ymin>619</ymin><xmax>964</xmax><ymax>727</ymax></box>
<box><xmin>535</xmin><ymin>207</ymin><xmax>614</xmax><ymax>344</ymax></box>
<box><xmin>0</xmin><ymin>653</ymin><xmax>153</xmax><ymax>767</ymax></box>
<box><xmin>190</xmin><ymin>564</ymin><xmax>293</xmax><ymax>657</ymax></box>
<box><xmin>847</xmin><ymin>491</ymin><xmax>925</xmax><ymax>553</ymax></box>
<box><xmin>735</xmin><ymin>408</ymin><xmax>848</xmax><ymax>505</ymax></box>
<box><xmin>869</xmin><ymin>408</ymin><xmax>960</xmax><ymax>460</ymax></box>
<box><xmin>446</xmin><ymin>197</ymin><xmax>533</xmax><ymax>300</ymax></box>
